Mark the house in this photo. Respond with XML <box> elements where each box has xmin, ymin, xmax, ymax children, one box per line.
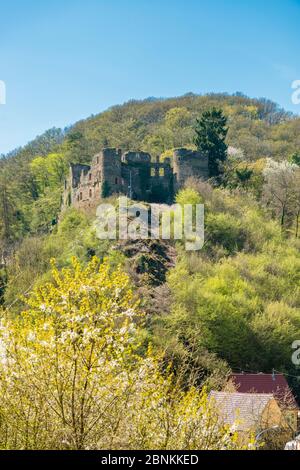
<box><xmin>210</xmin><ymin>391</ymin><xmax>286</xmax><ymax>435</ymax></box>
<box><xmin>228</xmin><ymin>373</ymin><xmax>299</xmax><ymax>432</ymax></box>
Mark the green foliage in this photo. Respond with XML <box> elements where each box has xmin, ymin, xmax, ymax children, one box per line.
<box><xmin>194</xmin><ymin>108</ymin><xmax>228</xmax><ymax>178</ymax></box>
<box><xmin>235</xmin><ymin>167</ymin><xmax>254</xmax><ymax>184</ymax></box>
<box><xmin>0</xmin><ymin>164</ymin><xmax>27</xmax><ymax>247</ymax></box>
<box><xmin>30</xmin><ymin>152</ymin><xmax>67</xmax><ymax>195</ymax></box>
<box><xmin>145</xmin><ymin>183</ymin><xmax>300</xmax><ymax>394</ymax></box>
<box><xmin>206</xmin><ymin>212</ymin><xmax>247</xmax><ymax>254</ymax></box>
<box><xmin>29</xmin><ymin>187</ymin><xmax>61</xmax><ymax>233</ymax></box>
<box><xmin>176</xmin><ymin>187</ymin><xmax>203</xmax><ymax>206</ymax></box>
<box><xmin>164</xmin><ymin>238</ymin><xmax>300</xmax><ymax>374</ymax></box>
<box><xmin>4</xmin><ymin>208</ymin><xmax>115</xmax><ymax>314</ymax></box>
<box><xmin>289</xmin><ymin>152</ymin><xmax>300</xmax><ymax>166</ymax></box>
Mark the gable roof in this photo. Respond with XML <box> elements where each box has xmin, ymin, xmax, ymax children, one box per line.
<box><xmin>210</xmin><ymin>391</ymin><xmax>276</xmax><ymax>431</ymax></box>
<box><xmin>230</xmin><ymin>373</ymin><xmax>298</xmax><ymax>409</ymax></box>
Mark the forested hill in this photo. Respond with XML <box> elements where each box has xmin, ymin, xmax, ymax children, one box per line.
<box><xmin>1</xmin><ymin>92</ymin><xmax>300</xmax><ymax>420</ymax></box>
<box><xmin>1</xmin><ymin>92</ymin><xmax>300</xmax><ymax>245</ymax></box>
<box><xmin>71</xmin><ymin>92</ymin><xmax>300</xmax><ymax>162</ymax></box>
<box><xmin>2</xmin><ymin>92</ymin><xmax>300</xmax><ymax>164</ymax></box>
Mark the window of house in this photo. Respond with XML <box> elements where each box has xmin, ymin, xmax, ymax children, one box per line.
<box><xmin>89</xmin><ymin>173</ymin><xmax>92</xmax><ymax>181</ymax></box>
<box><xmin>159</xmin><ymin>168</ymin><xmax>165</xmax><ymax>177</ymax></box>
<box><xmin>80</xmin><ymin>192</ymin><xmax>83</xmax><ymax>201</ymax></box>
<box><xmin>115</xmin><ymin>177</ymin><xmax>118</xmax><ymax>185</ymax></box>
<box><xmin>89</xmin><ymin>189</ymin><xmax>92</xmax><ymax>198</ymax></box>
<box><xmin>151</xmin><ymin>168</ymin><xmax>155</xmax><ymax>177</ymax></box>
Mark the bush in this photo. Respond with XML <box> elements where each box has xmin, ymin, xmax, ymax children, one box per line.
<box><xmin>0</xmin><ymin>258</ymin><xmax>252</xmax><ymax>450</ymax></box>
<box><xmin>205</xmin><ymin>212</ymin><xmax>247</xmax><ymax>254</ymax></box>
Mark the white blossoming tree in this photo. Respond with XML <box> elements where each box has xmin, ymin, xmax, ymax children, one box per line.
<box><xmin>263</xmin><ymin>159</ymin><xmax>300</xmax><ymax>234</ymax></box>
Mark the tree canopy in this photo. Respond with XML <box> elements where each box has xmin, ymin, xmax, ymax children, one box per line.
<box><xmin>194</xmin><ymin>107</ymin><xmax>228</xmax><ymax>178</ymax></box>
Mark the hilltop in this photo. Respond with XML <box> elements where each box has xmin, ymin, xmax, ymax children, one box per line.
<box><xmin>1</xmin><ymin>91</ymin><xmax>300</xmax><ymax>245</ymax></box>
<box><xmin>0</xmin><ymin>92</ymin><xmax>299</xmax><ymax>408</ymax></box>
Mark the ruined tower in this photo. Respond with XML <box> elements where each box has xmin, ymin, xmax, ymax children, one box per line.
<box><xmin>173</xmin><ymin>148</ymin><xmax>209</xmax><ymax>192</ymax></box>
<box><xmin>94</xmin><ymin>148</ymin><xmax>123</xmax><ymax>197</ymax></box>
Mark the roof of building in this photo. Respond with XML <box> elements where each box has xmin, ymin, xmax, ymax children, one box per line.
<box><xmin>210</xmin><ymin>391</ymin><xmax>275</xmax><ymax>431</ymax></box>
<box><xmin>230</xmin><ymin>373</ymin><xmax>298</xmax><ymax>409</ymax></box>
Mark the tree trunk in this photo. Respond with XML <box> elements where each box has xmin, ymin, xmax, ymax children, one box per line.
<box><xmin>296</xmin><ymin>210</ymin><xmax>300</xmax><ymax>238</ymax></box>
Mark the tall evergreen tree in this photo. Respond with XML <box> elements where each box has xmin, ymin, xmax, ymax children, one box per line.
<box><xmin>194</xmin><ymin>108</ymin><xmax>228</xmax><ymax>178</ymax></box>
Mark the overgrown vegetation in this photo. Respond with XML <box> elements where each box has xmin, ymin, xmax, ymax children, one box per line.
<box><xmin>1</xmin><ymin>92</ymin><xmax>300</xmax><ymax>252</ymax></box>
<box><xmin>0</xmin><ymin>92</ymin><xmax>300</xmax><ymax>449</ymax></box>
<box><xmin>0</xmin><ymin>258</ymin><xmax>253</xmax><ymax>450</ymax></box>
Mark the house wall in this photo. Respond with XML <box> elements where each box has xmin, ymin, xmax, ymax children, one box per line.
<box><xmin>261</xmin><ymin>398</ymin><xmax>286</xmax><ymax>429</ymax></box>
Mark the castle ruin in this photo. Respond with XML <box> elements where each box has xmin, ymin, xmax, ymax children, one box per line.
<box><xmin>62</xmin><ymin>147</ymin><xmax>209</xmax><ymax>209</ymax></box>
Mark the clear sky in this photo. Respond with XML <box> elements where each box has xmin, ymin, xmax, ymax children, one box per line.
<box><xmin>0</xmin><ymin>0</ymin><xmax>300</xmax><ymax>155</ymax></box>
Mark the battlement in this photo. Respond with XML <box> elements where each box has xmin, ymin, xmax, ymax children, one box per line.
<box><xmin>62</xmin><ymin>147</ymin><xmax>208</xmax><ymax>210</ymax></box>
<box><xmin>122</xmin><ymin>151</ymin><xmax>151</xmax><ymax>164</ymax></box>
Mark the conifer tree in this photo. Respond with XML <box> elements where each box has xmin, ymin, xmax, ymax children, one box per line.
<box><xmin>194</xmin><ymin>108</ymin><xmax>228</xmax><ymax>178</ymax></box>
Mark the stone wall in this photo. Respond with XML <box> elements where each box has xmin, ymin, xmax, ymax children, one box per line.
<box><xmin>173</xmin><ymin>148</ymin><xmax>209</xmax><ymax>192</ymax></box>
<box><xmin>62</xmin><ymin>147</ymin><xmax>208</xmax><ymax>211</ymax></box>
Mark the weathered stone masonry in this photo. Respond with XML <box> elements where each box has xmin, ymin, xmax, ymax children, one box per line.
<box><xmin>62</xmin><ymin>147</ymin><xmax>209</xmax><ymax>210</ymax></box>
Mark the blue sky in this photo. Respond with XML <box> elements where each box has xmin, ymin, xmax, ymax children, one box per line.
<box><xmin>0</xmin><ymin>0</ymin><xmax>300</xmax><ymax>154</ymax></box>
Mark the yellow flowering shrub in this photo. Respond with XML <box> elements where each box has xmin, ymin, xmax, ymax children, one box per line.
<box><xmin>0</xmin><ymin>258</ymin><xmax>253</xmax><ymax>450</ymax></box>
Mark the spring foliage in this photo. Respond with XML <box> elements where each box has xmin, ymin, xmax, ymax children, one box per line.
<box><xmin>0</xmin><ymin>258</ymin><xmax>252</xmax><ymax>450</ymax></box>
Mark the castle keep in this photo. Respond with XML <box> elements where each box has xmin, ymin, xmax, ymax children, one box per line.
<box><xmin>63</xmin><ymin>147</ymin><xmax>209</xmax><ymax>209</ymax></box>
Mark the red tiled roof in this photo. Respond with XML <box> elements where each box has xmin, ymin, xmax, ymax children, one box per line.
<box><xmin>230</xmin><ymin>373</ymin><xmax>298</xmax><ymax>409</ymax></box>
